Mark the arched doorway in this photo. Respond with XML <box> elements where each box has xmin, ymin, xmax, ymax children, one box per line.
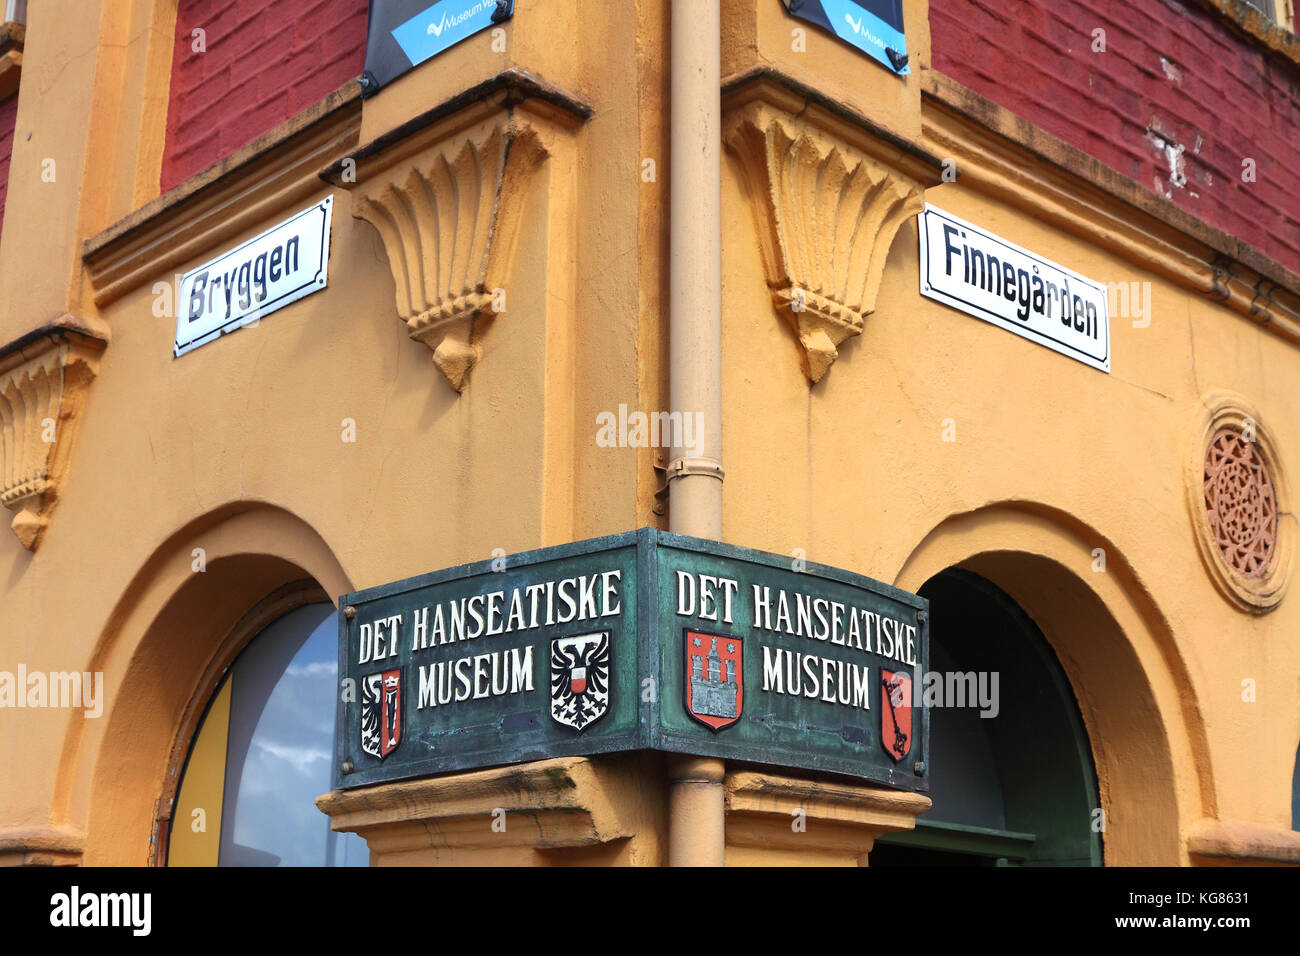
<box><xmin>871</xmin><ymin>568</ymin><xmax>1102</xmax><ymax>866</ymax></box>
<box><xmin>889</xmin><ymin>502</ymin><xmax>1209</xmax><ymax>865</ymax></box>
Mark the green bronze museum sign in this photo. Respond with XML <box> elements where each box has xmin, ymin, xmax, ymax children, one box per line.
<box><xmin>335</xmin><ymin>529</ymin><xmax>929</xmax><ymax>792</ymax></box>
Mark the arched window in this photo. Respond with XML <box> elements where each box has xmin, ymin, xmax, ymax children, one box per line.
<box><xmin>168</xmin><ymin>602</ymin><xmax>367</xmax><ymax>866</ymax></box>
<box><xmin>872</xmin><ymin>569</ymin><xmax>1103</xmax><ymax>866</ymax></box>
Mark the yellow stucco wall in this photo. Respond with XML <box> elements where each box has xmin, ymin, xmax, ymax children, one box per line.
<box><xmin>0</xmin><ymin>0</ymin><xmax>1296</xmax><ymax>866</ymax></box>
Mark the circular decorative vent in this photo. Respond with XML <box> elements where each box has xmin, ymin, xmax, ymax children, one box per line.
<box><xmin>1186</xmin><ymin>392</ymin><xmax>1290</xmax><ymax>613</ymax></box>
<box><xmin>1203</xmin><ymin>428</ymin><xmax>1277</xmax><ymax>578</ymax></box>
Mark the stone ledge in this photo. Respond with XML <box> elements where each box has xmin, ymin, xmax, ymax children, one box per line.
<box><xmin>726</xmin><ymin>769</ymin><xmax>931</xmax><ymax>826</ymax></box>
<box><xmin>319</xmin><ymin>67</ymin><xmax>592</xmax><ymax>187</ymax></box>
<box><xmin>82</xmin><ymin>83</ymin><xmax>362</xmax><ymax>309</ymax></box>
<box><xmin>722</xmin><ymin>65</ymin><xmax>947</xmax><ymax>185</ymax></box>
<box><xmin>1189</xmin><ymin>0</ymin><xmax>1300</xmax><ymax>68</ymax></box>
<box><xmin>725</xmin><ymin>769</ymin><xmax>931</xmax><ymax>861</ymax></box>
<box><xmin>316</xmin><ymin>756</ymin><xmax>643</xmax><ymax>853</ymax></box>
<box><xmin>1186</xmin><ymin>819</ymin><xmax>1300</xmax><ymax>865</ymax></box>
<box><xmin>922</xmin><ymin>68</ymin><xmax>1300</xmax><ymax>349</ymax></box>
<box><xmin>0</xmin><ymin>824</ymin><xmax>85</xmax><ymax>867</ymax></box>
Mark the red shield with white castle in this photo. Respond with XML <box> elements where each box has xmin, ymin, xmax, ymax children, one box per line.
<box><xmin>685</xmin><ymin>631</ymin><xmax>742</xmax><ymax>731</ymax></box>
<box><xmin>880</xmin><ymin>670</ymin><xmax>912</xmax><ymax>761</ymax></box>
<box><xmin>361</xmin><ymin>669</ymin><xmax>402</xmax><ymax>760</ymax></box>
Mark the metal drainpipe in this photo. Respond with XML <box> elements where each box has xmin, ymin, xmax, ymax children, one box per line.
<box><xmin>667</xmin><ymin>0</ymin><xmax>725</xmax><ymax>867</ymax></box>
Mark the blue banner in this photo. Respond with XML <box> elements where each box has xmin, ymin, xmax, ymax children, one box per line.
<box><xmin>786</xmin><ymin>0</ymin><xmax>909</xmax><ymax>75</ymax></box>
<box><xmin>393</xmin><ymin>0</ymin><xmax>504</xmax><ymax>67</ymax></box>
<box><xmin>362</xmin><ymin>0</ymin><xmax>514</xmax><ymax>94</ymax></box>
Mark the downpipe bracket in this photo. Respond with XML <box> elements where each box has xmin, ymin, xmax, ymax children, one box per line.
<box><xmin>665</xmin><ymin>457</ymin><xmax>725</xmax><ymax>482</ymax></box>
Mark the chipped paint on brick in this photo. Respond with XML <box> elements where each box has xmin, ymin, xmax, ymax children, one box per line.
<box><xmin>1146</xmin><ymin>126</ymin><xmax>1187</xmax><ymax>193</ymax></box>
<box><xmin>930</xmin><ymin>0</ymin><xmax>1300</xmax><ymax>273</ymax></box>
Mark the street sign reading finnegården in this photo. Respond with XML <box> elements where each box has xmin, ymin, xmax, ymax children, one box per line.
<box><xmin>918</xmin><ymin>204</ymin><xmax>1111</xmax><ymax>373</ymax></box>
<box><xmin>334</xmin><ymin>529</ymin><xmax>930</xmax><ymax>792</ymax></box>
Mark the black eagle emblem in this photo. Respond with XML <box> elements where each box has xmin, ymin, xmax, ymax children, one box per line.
<box><xmin>549</xmin><ymin>632</ymin><xmax>611</xmax><ymax>731</ymax></box>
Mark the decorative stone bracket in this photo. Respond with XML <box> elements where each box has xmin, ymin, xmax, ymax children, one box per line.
<box><xmin>316</xmin><ymin>755</ymin><xmax>656</xmax><ymax>865</ymax></box>
<box><xmin>314</xmin><ymin>756</ymin><xmax>931</xmax><ymax>865</ymax></box>
<box><xmin>723</xmin><ymin>70</ymin><xmax>943</xmax><ymax>383</ymax></box>
<box><xmin>725</xmin><ymin>770</ymin><xmax>931</xmax><ymax>864</ymax></box>
<box><xmin>323</xmin><ymin>70</ymin><xmax>591</xmax><ymax>392</ymax></box>
<box><xmin>0</xmin><ymin>20</ymin><xmax>23</xmax><ymax>101</ymax></box>
<box><xmin>0</xmin><ymin>319</ymin><xmax>107</xmax><ymax>551</ymax></box>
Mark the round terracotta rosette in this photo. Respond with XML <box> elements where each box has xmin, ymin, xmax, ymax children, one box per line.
<box><xmin>1186</xmin><ymin>392</ymin><xmax>1292</xmax><ymax>612</ymax></box>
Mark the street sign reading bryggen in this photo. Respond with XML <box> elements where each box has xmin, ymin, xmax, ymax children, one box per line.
<box><xmin>335</xmin><ymin>529</ymin><xmax>930</xmax><ymax>792</ymax></box>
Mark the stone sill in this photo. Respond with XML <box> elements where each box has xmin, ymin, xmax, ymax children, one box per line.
<box><xmin>1186</xmin><ymin>819</ymin><xmax>1300</xmax><ymax>865</ymax></box>
<box><xmin>922</xmin><ymin>68</ymin><xmax>1300</xmax><ymax>308</ymax></box>
<box><xmin>0</xmin><ymin>824</ymin><xmax>84</xmax><ymax>867</ymax></box>
<box><xmin>83</xmin><ymin>82</ymin><xmax>363</xmax><ymax>308</ymax></box>
<box><xmin>84</xmin><ymin>80</ymin><xmax>362</xmax><ymax>263</ymax></box>
<box><xmin>1190</xmin><ymin>0</ymin><xmax>1300</xmax><ymax>67</ymax></box>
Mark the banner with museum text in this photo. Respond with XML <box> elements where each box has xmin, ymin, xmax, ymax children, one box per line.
<box><xmin>335</xmin><ymin>529</ymin><xmax>929</xmax><ymax>791</ymax></box>
<box><xmin>361</xmin><ymin>0</ymin><xmax>514</xmax><ymax>94</ymax></box>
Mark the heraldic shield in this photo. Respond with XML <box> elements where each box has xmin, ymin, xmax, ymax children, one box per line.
<box><xmin>550</xmin><ymin>631</ymin><xmax>611</xmax><ymax>731</ymax></box>
<box><xmin>880</xmin><ymin>669</ymin><xmax>912</xmax><ymax>761</ymax></box>
<box><xmin>685</xmin><ymin>631</ymin><xmax>742</xmax><ymax>731</ymax></box>
<box><xmin>361</xmin><ymin>669</ymin><xmax>402</xmax><ymax>760</ymax></box>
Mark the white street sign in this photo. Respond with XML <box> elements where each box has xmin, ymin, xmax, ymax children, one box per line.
<box><xmin>174</xmin><ymin>197</ymin><xmax>333</xmax><ymax>357</ymax></box>
<box><xmin>919</xmin><ymin>204</ymin><xmax>1110</xmax><ymax>373</ymax></box>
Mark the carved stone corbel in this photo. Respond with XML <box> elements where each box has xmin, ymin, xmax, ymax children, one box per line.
<box><xmin>326</xmin><ymin>71</ymin><xmax>590</xmax><ymax>392</ymax></box>
<box><xmin>0</xmin><ymin>319</ymin><xmax>107</xmax><ymax>550</ymax></box>
<box><xmin>315</xmin><ymin>755</ymin><xmax>658</xmax><ymax>865</ymax></box>
<box><xmin>723</xmin><ymin>72</ymin><xmax>941</xmax><ymax>383</ymax></box>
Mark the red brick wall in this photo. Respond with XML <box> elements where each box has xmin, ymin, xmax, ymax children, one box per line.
<box><xmin>161</xmin><ymin>0</ymin><xmax>369</xmax><ymax>193</ymax></box>
<box><xmin>930</xmin><ymin>0</ymin><xmax>1300</xmax><ymax>274</ymax></box>
<box><xmin>0</xmin><ymin>93</ymin><xmax>18</xmax><ymax>237</ymax></box>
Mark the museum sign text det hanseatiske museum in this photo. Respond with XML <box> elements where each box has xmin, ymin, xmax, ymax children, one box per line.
<box><xmin>1</xmin><ymin>0</ymin><xmax>1299</xmax><ymax>869</ymax></box>
<box><xmin>337</xmin><ymin>530</ymin><xmax>929</xmax><ymax>791</ymax></box>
